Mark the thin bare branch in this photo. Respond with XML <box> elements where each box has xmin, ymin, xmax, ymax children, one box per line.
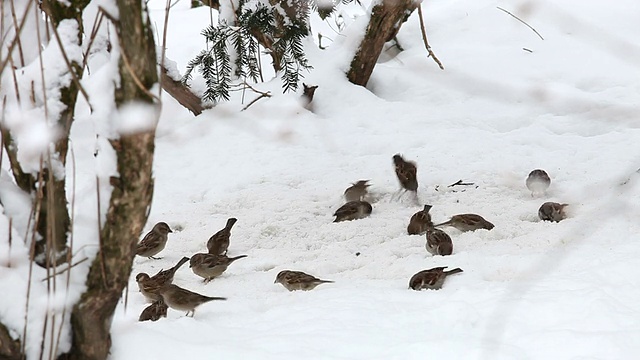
<box><xmin>82</xmin><ymin>10</ymin><xmax>106</xmax><ymax>73</ymax></box>
<box><xmin>159</xmin><ymin>0</ymin><xmax>172</xmax><ymax>99</ymax></box>
<box><xmin>99</xmin><ymin>6</ymin><xmax>161</xmax><ymax>103</ymax></box>
<box><xmin>231</xmin><ymin>81</ymin><xmax>270</xmax><ymax>96</ymax></box>
<box><xmin>0</xmin><ymin>0</ymin><xmax>35</xmax><ymax>76</ymax></box>
<box><xmin>122</xmin><ymin>46</ymin><xmax>161</xmax><ymax>102</ymax></box>
<box><xmin>47</xmin><ymin>15</ymin><xmax>94</xmax><ymax>113</ymax></box>
<box><xmin>9</xmin><ymin>58</ymin><xmax>21</xmax><ymax>104</ymax></box>
<box><xmin>417</xmin><ymin>4</ymin><xmax>444</xmax><ymax>70</ymax></box>
<box><xmin>40</xmin><ymin>258</ymin><xmax>89</xmax><ymax>281</ymax></box>
<box><xmin>53</xmin><ymin>140</ymin><xmax>78</xmax><ymax>357</ymax></box>
<box><xmin>22</xmin><ymin>162</ymin><xmax>44</xmax><ymax>355</ymax></box>
<box><xmin>35</xmin><ymin>5</ymin><xmax>49</xmax><ymax>120</ymax></box>
<box><xmin>0</xmin><ymin>1</ymin><xmax>5</xmax><ymax>48</ymax></box>
<box><xmin>9</xmin><ymin>0</ymin><xmax>26</xmax><ymax>67</ymax></box>
<box><xmin>241</xmin><ymin>93</ymin><xmax>271</xmax><ymax>111</ymax></box>
<box><xmin>448</xmin><ymin>179</ymin><xmax>475</xmax><ymax>187</ymax></box>
<box><xmin>7</xmin><ymin>219</ymin><xmax>12</xmax><ymax>268</ymax></box>
<box><xmin>232</xmin><ymin>81</ymin><xmax>272</xmax><ymax>111</ymax></box>
<box><xmin>497</xmin><ymin>6</ymin><xmax>544</xmax><ymax>41</ymax></box>
<box><xmin>96</xmin><ymin>176</ymin><xmax>108</xmax><ymax>288</ymax></box>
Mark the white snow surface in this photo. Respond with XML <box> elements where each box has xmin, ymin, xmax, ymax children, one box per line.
<box><xmin>1</xmin><ymin>0</ymin><xmax>640</xmax><ymax>358</ymax></box>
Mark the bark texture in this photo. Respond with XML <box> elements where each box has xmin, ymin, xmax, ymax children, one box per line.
<box><xmin>63</xmin><ymin>0</ymin><xmax>158</xmax><ymax>359</ymax></box>
<box><xmin>33</xmin><ymin>0</ymin><xmax>90</xmax><ymax>265</ymax></box>
<box><xmin>346</xmin><ymin>0</ymin><xmax>419</xmax><ymax>87</ymax></box>
<box><xmin>161</xmin><ymin>65</ymin><xmax>204</xmax><ymax>115</ymax></box>
<box><xmin>0</xmin><ymin>322</ymin><xmax>21</xmax><ymax>360</ymax></box>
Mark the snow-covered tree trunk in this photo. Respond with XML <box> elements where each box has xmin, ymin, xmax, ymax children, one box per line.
<box><xmin>0</xmin><ymin>0</ymin><xmax>91</xmax><ymax>267</ymax></box>
<box><xmin>64</xmin><ymin>0</ymin><xmax>159</xmax><ymax>358</ymax></box>
<box><xmin>347</xmin><ymin>0</ymin><xmax>419</xmax><ymax>86</ymax></box>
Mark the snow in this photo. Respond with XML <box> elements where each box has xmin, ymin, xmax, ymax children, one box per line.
<box><xmin>111</xmin><ymin>101</ymin><xmax>160</xmax><ymax>135</ymax></box>
<box><xmin>1</xmin><ymin>0</ymin><xmax>640</xmax><ymax>358</ymax></box>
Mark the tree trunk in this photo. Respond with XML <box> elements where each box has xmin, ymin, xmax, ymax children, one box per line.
<box><xmin>63</xmin><ymin>0</ymin><xmax>158</xmax><ymax>359</ymax></box>
<box><xmin>346</xmin><ymin>0</ymin><xmax>419</xmax><ymax>87</ymax></box>
<box><xmin>0</xmin><ymin>322</ymin><xmax>21</xmax><ymax>360</ymax></box>
<box><xmin>31</xmin><ymin>0</ymin><xmax>91</xmax><ymax>265</ymax></box>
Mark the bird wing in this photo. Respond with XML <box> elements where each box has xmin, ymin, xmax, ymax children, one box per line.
<box><xmin>334</xmin><ymin>203</ymin><xmax>359</xmax><ymax>217</ymax></box>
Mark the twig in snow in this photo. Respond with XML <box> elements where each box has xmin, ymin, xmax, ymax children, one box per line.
<box><xmin>417</xmin><ymin>4</ymin><xmax>444</xmax><ymax>70</ymax></box>
<box><xmin>230</xmin><ymin>81</ymin><xmax>271</xmax><ymax>111</ymax></box>
<box><xmin>241</xmin><ymin>92</ymin><xmax>271</xmax><ymax>111</ymax></box>
<box><xmin>620</xmin><ymin>167</ymin><xmax>640</xmax><ymax>186</ymax></box>
<box><xmin>448</xmin><ymin>179</ymin><xmax>475</xmax><ymax>187</ymax></box>
<box><xmin>497</xmin><ymin>6</ymin><xmax>544</xmax><ymax>40</ymax></box>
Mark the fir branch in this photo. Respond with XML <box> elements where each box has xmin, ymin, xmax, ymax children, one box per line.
<box><xmin>182</xmin><ymin>50</ymin><xmax>208</xmax><ymax>84</ymax></box>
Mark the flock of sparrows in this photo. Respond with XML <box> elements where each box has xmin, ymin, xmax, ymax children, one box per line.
<box><xmin>135</xmin><ymin>218</ymin><xmax>242</xmax><ymax>320</ymax></box>
<box><xmin>133</xmin><ymin>154</ymin><xmax>568</xmax><ymax>321</ymax></box>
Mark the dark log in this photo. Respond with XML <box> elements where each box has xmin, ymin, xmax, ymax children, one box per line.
<box><xmin>346</xmin><ymin>0</ymin><xmax>419</xmax><ymax>87</ymax></box>
<box><xmin>161</xmin><ymin>66</ymin><xmax>204</xmax><ymax>116</ymax></box>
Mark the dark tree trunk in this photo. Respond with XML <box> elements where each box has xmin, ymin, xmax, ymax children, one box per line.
<box><xmin>251</xmin><ymin>29</ymin><xmax>282</xmax><ymax>72</ymax></box>
<box><xmin>0</xmin><ymin>322</ymin><xmax>22</xmax><ymax>360</ymax></box>
<box><xmin>63</xmin><ymin>0</ymin><xmax>158</xmax><ymax>359</ymax></box>
<box><xmin>197</xmin><ymin>0</ymin><xmax>220</xmax><ymax>9</ymax></box>
<box><xmin>346</xmin><ymin>0</ymin><xmax>419</xmax><ymax>87</ymax></box>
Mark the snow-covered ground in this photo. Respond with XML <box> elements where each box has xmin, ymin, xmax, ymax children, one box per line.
<box><xmin>3</xmin><ymin>0</ymin><xmax>640</xmax><ymax>358</ymax></box>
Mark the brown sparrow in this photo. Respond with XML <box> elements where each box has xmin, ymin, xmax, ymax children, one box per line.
<box><xmin>409</xmin><ymin>267</ymin><xmax>463</xmax><ymax>290</ymax></box>
<box><xmin>538</xmin><ymin>202</ymin><xmax>568</xmax><ymax>222</ymax></box>
<box><xmin>434</xmin><ymin>213</ymin><xmax>494</xmax><ymax>232</ymax></box>
<box><xmin>138</xmin><ymin>299</ymin><xmax>168</xmax><ymax>322</ymax></box>
<box><xmin>333</xmin><ymin>201</ymin><xmax>372</xmax><ymax>222</ymax></box>
<box><xmin>344</xmin><ymin>180</ymin><xmax>371</xmax><ymax>202</ymax></box>
<box><xmin>274</xmin><ymin>270</ymin><xmax>334</xmax><ymax>291</ymax></box>
<box><xmin>407</xmin><ymin>204</ymin><xmax>433</xmax><ymax>235</ymax></box>
<box><xmin>301</xmin><ymin>83</ymin><xmax>318</xmax><ymax>110</ymax></box>
<box><xmin>189</xmin><ymin>253</ymin><xmax>248</xmax><ymax>283</ymax></box>
<box><xmin>159</xmin><ymin>284</ymin><xmax>226</xmax><ymax>317</ymax></box>
<box><xmin>426</xmin><ymin>226</ymin><xmax>453</xmax><ymax>256</ymax></box>
<box><xmin>135</xmin><ymin>256</ymin><xmax>190</xmax><ymax>302</ymax></box>
<box><xmin>526</xmin><ymin>169</ymin><xmax>551</xmax><ymax>196</ymax></box>
<box><xmin>393</xmin><ymin>154</ymin><xmax>418</xmax><ymax>193</ymax></box>
<box><xmin>136</xmin><ymin>222</ymin><xmax>173</xmax><ymax>259</ymax></box>
<box><xmin>207</xmin><ymin>218</ymin><xmax>237</xmax><ymax>255</ymax></box>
